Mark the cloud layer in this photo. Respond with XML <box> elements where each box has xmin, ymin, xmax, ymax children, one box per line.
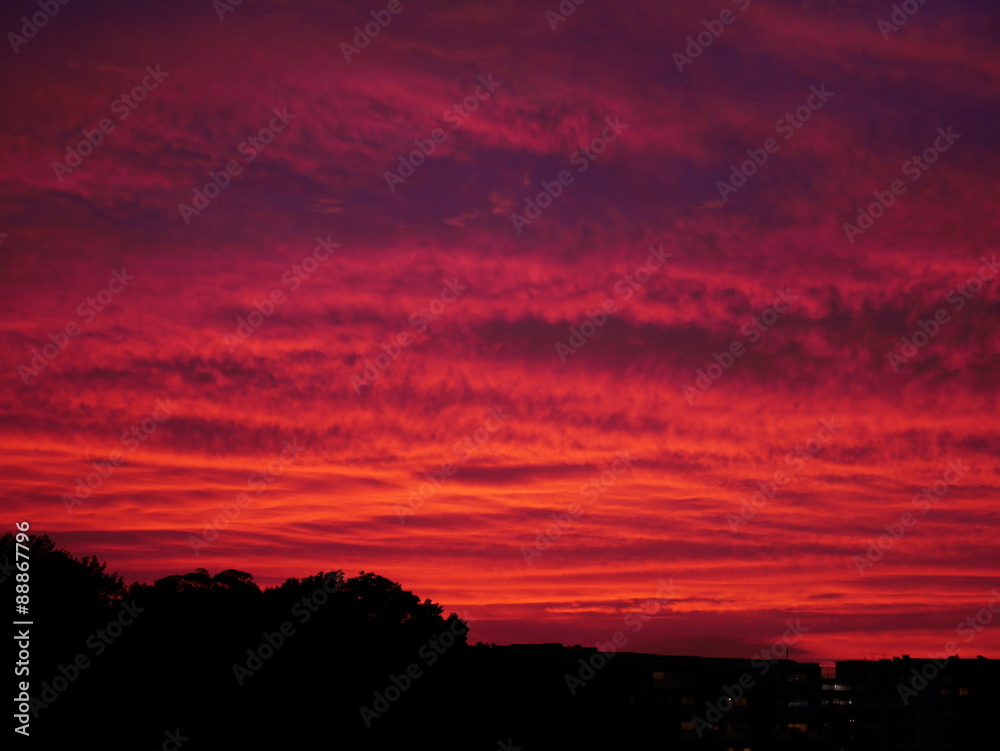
<box><xmin>2</xmin><ymin>0</ymin><xmax>999</xmax><ymax>662</ymax></box>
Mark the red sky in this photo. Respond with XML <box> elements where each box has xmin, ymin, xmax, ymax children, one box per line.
<box><xmin>2</xmin><ymin>0</ymin><xmax>999</xmax><ymax>663</ymax></box>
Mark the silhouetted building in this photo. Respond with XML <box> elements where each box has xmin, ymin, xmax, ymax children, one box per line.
<box><xmin>836</xmin><ymin>655</ymin><xmax>1000</xmax><ymax>750</ymax></box>
<box><xmin>491</xmin><ymin>646</ymin><xmax>999</xmax><ymax>749</ymax></box>
<box><xmin>496</xmin><ymin>646</ymin><xmax>829</xmax><ymax>749</ymax></box>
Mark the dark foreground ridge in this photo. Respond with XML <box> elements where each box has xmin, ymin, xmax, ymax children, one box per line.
<box><xmin>4</xmin><ymin>535</ymin><xmax>995</xmax><ymax>750</ymax></box>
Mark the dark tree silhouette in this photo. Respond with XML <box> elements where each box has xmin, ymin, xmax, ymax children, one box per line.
<box><xmin>3</xmin><ymin>534</ymin><xmax>482</xmax><ymax>749</ymax></box>
<box><xmin>9</xmin><ymin>534</ymin><xmax>958</xmax><ymax>750</ymax></box>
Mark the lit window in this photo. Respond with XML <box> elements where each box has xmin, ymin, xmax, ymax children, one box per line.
<box><xmin>681</xmin><ymin>696</ymin><xmax>695</xmax><ymax>705</ymax></box>
<box><xmin>788</xmin><ymin>723</ymin><xmax>809</xmax><ymax>732</ymax></box>
<box><xmin>959</xmin><ymin>687</ymin><xmax>970</xmax><ymax>696</ymax></box>
<box><xmin>653</xmin><ymin>671</ymin><xmax>665</xmax><ymax>680</ymax></box>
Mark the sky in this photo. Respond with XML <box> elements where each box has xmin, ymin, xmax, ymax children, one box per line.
<box><xmin>1</xmin><ymin>0</ymin><xmax>999</xmax><ymax>663</ymax></box>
